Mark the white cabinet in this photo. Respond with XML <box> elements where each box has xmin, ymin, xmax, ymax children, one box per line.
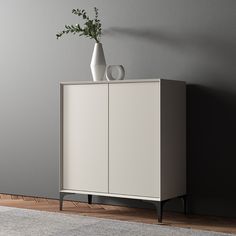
<box><xmin>60</xmin><ymin>79</ymin><xmax>186</xmax><ymax>222</ymax></box>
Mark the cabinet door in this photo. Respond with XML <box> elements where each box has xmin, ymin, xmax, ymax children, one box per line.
<box><xmin>62</xmin><ymin>84</ymin><xmax>108</xmax><ymax>193</ymax></box>
<box><xmin>109</xmin><ymin>82</ymin><xmax>160</xmax><ymax>198</ymax></box>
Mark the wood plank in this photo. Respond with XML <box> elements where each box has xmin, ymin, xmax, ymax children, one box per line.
<box><xmin>10</xmin><ymin>195</ymin><xmax>19</xmax><ymax>200</ymax></box>
<box><xmin>23</xmin><ymin>196</ymin><xmax>36</xmax><ymax>201</ymax></box>
<box><xmin>0</xmin><ymin>194</ymin><xmax>12</xmax><ymax>199</ymax></box>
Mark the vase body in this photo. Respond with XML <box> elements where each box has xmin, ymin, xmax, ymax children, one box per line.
<box><xmin>90</xmin><ymin>43</ymin><xmax>106</xmax><ymax>82</ymax></box>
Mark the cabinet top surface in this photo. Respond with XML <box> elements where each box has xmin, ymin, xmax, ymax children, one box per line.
<box><xmin>60</xmin><ymin>78</ymin><xmax>162</xmax><ymax>85</ymax></box>
<box><xmin>60</xmin><ymin>78</ymin><xmax>186</xmax><ymax>85</ymax></box>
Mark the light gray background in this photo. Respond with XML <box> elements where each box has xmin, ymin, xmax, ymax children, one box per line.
<box><xmin>0</xmin><ymin>0</ymin><xmax>236</xmax><ymax>217</ymax></box>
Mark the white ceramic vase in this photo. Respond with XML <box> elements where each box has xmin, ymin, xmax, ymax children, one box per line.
<box><xmin>90</xmin><ymin>43</ymin><xmax>106</xmax><ymax>82</ymax></box>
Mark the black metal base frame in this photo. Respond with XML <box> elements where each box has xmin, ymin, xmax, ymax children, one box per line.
<box><xmin>154</xmin><ymin>195</ymin><xmax>187</xmax><ymax>223</ymax></box>
<box><xmin>88</xmin><ymin>194</ymin><xmax>92</xmax><ymax>204</ymax></box>
<box><xmin>59</xmin><ymin>193</ymin><xmax>92</xmax><ymax>211</ymax></box>
<box><xmin>59</xmin><ymin>193</ymin><xmax>187</xmax><ymax>223</ymax></box>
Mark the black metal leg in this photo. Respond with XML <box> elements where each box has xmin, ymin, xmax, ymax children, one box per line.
<box><xmin>155</xmin><ymin>201</ymin><xmax>164</xmax><ymax>223</ymax></box>
<box><xmin>59</xmin><ymin>192</ymin><xmax>65</xmax><ymax>211</ymax></box>
<box><xmin>181</xmin><ymin>195</ymin><xmax>187</xmax><ymax>215</ymax></box>
<box><xmin>88</xmin><ymin>194</ymin><xmax>92</xmax><ymax>204</ymax></box>
<box><xmin>154</xmin><ymin>195</ymin><xmax>187</xmax><ymax>223</ymax></box>
<box><xmin>59</xmin><ymin>192</ymin><xmax>75</xmax><ymax>211</ymax></box>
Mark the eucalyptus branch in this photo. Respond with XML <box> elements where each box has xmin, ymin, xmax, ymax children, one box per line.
<box><xmin>56</xmin><ymin>7</ymin><xmax>102</xmax><ymax>43</ymax></box>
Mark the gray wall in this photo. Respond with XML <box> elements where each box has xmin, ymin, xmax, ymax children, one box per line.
<box><xmin>0</xmin><ymin>0</ymin><xmax>236</xmax><ymax>217</ymax></box>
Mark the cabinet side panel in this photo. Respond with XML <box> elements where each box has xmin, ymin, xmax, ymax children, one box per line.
<box><xmin>161</xmin><ymin>80</ymin><xmax>186</xmax><ymax>200</ymax></box>
<box><xmin>62</xmin><ymin>84</ymin><xmax>108</xmax><ymax>193</ymax></box>
<box><xmin>109</xmin><ymin>82</ymin><xmax>160</xmax><ymax>198</ymax></box>
<box><xmin>60</xmin><ymin>84</ymin><xmax>63</xmax><ymax>191</ymax></box>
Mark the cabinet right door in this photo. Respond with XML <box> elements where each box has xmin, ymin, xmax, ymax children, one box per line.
<box><xmin>109</xmin><ymin>82</ymin><xmax>160</xmax><ymax>198</ymax></box>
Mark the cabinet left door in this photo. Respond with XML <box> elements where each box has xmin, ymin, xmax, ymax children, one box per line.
<box><xmin>62</xmin><ymin>84</ymin><xmax>108</xmax><ymax>193</ymax></box>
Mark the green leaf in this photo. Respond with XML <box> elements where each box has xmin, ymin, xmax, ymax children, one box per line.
<box><xmin>56</xmin><ymin>7</ymin><xmax>102</xmax><ymax>43</ymax></box>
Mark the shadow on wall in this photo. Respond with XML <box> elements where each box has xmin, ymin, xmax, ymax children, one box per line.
<box><xmin>104</xmin><ymin>27</ymin><xmax>236</xmax><ymax>67</ymax></box>
<box><xmin>187</xmin><ymin>85</ymin><xmax>236</xmax><ymax>217</ymax></box>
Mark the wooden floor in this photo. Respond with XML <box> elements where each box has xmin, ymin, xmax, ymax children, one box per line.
<box><xmin>0</xmin><ymin>194</ymin><xmax>235</xmax><ymax>234</ymax></box>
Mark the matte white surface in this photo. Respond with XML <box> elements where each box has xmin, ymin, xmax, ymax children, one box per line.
<box><xmin>62</xmin><ymin>84</ymin><xmax>108</xmax><ymax>193</ymax></box>
<box><xmin>60</xmin><ymin>79</ymin><xmax>161</xmax><ymax>85</ymax></box>
<box><xmin>109</xmin><ymin>82</ymin><xmax>160</xmax><ymax>198</ymax></box>
<box><xmin>61</xmin><ymin>189</ymin><xmax>160</xmax><ymax>201</ymax></box>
